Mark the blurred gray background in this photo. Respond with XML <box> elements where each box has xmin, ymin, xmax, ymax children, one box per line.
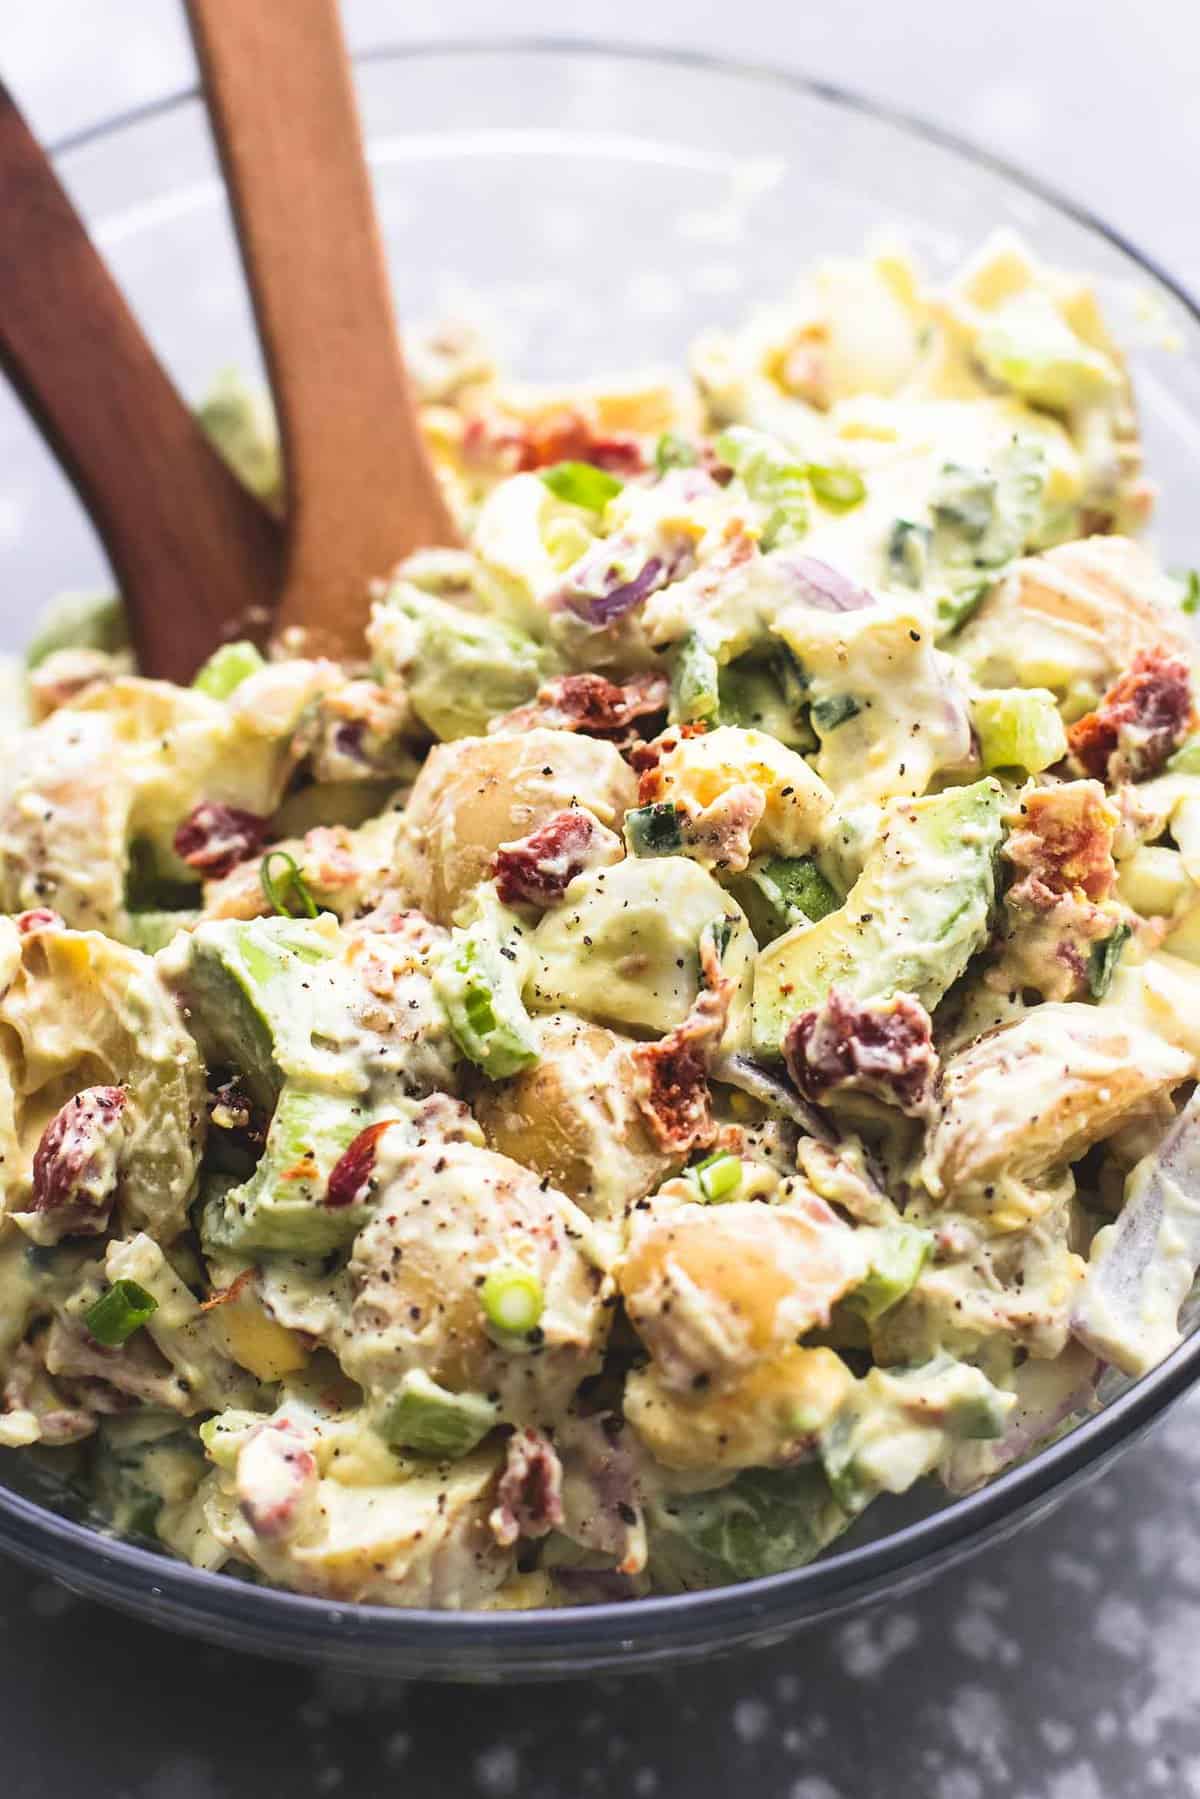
<box><xmin>4</xmin><ymin>5</ymin><xmax>1200</xmax><ymax>1797</ymax></box>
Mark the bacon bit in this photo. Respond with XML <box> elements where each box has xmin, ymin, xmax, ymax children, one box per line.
<box><xmin>31</xmin><ymin>1086</ymin><xmax>129</xmax><ymax>1237</ymax></box>
<box><xmin>173</xmin><ymin>801</ymin><xmax>270</xmax><ymax>878</ymax></box>
<box><xmin>489</xmin><ymin>1427</ymin><xmax>565</xmax><ymax>1547</ymax></box>
<box><xmin>462</xmin><ymin>405</ymin><xmax>647</xmax><ymax>478</ymax></box>
<box><xmin>1005</xmin><ymin>785</ymin><xmax>1117</xmax><ymax>905</ymax></box>
<box><xmin>15</xmin><ymin>908</ymin><xmax>63</xmax><ymax>935</ymax></box>
<box><xmin>237</xmin><ymin>1418</ymin><xmax>319</xmax><ymax>1540</ymax></box>
<box><xmin>1067</xmin><ymin>648</ymin><xmax>1194</xmax><ymax>785</ymax></box>
<box><xmin>493</xmin><ymin>809</ymin><xmax>600</xmax><ymax>908</ymax></box>
<box><xmin>783</xmin><ymin>989</ymin><xmax>938</xmax><ymax>1118</ymax></box>
<box><xmin>631</xmin><ymin>958</ymin><xmax>733</xmax><ymax>1154</ymax></box>
<box><xmin>199</xmin><ymin>1267</ymin><xmax>257</xmax><ymax>1314</ymax></box>
<box><xmin>324</xmin><ymin>1120</ymin><xmax>396</xmax><ymax>1209</ymax></box>
<box><xmin>494</xmin><ymin>671</ymin><xmax>669</xmax><ymax>747</ymax></box>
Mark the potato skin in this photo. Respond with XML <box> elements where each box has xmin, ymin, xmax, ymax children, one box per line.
<box><xmin>473</xmin><ymin>1012</ymin><xmax>679</xmax><ymax>1226</ymax></box>
<box><xmin>396</xmin><ymin>728</ymin><xmax>637</xmax><ymax>923</ymax></box>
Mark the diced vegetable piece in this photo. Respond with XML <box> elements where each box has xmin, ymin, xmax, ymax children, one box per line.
<box><xmin>539</xmin><ymin>461</ymin><xmax>623</xmax><ymax>511</ymax></box>
<box><xmin>807</xmin><ymin>464</ymin><xmax>866</xmax><ymax>513</ymax></box>
<box><xmin>202</xmin><ymin>1087</ymin><xmax>384</xmax><ymax>1254</ymax></box>
<box><xmin>975</xmin><ymin>290</ymin><xmax>1118</xmax><ymax>411</ymax></box>
<box><xmin>84</xmin><ymin>1278</ymin><xmax>158</xmax><ymax>1347</ymax></box>
<box><xmin>845</xmin><ymin>1224</ymin><xmax>933</xmax><ymax>1323</ymax></box>
<box><xmin>648</xmin><ymin>1465</ymin><xmax>850</xmax><ymax>1591</ymax></box>
<box><xmin>260</xmin><ymin>850</ymin><xmax>318</xmax><ymax>919</ymax></box>
<box><xmin>196</xmin><ymin>368</ymin><xmax>281</xmax><ymax>502</ymax></box>
<box><xmin>122</xmin><ymin>910</ymin><xmax>199</xmax><ymax>955</ymax></box>
<box><xmin>671</xmin><ymin>631</ymin><xmax>721</xmax><ymax>725</ymax></box>
<box><xmin>655</xmin><ymin>433</ymin><xmax>697</xmax><ymax>474</ymax></box>
<box><xmin>810</xmin><ymin>693</ymin><xmax>861</xmax><ymax>733</ymax></box>
<box><xmin>886</xmin><ymin>520</ymin><xmax>931</xmax><ymax>590</ymax></box>
<box><xmin>1167</xmin><ymin>734</ymin><xmax>1200</xmax><ymax>776</ymax></box>
<box><xmin>820</xmin><ymin>1354</ymin><xmax>1013</xmax><ymax>1515</ymax></box>
<box><xmin>731</xmin><ymin>854</ymin><xmax>841</xmax><ymax>945</ymax></box>
<box><xmin>377</xmin><ymin>586</ymin><xmax>549</xmax><ymax>741</ymax></box>
<box><xmin>1088</xmin><ymin>924</ymin><xmax>1132</xmax><ymax>1000</ymax></box>
<box><xmin>715</xmin><ymin>426</ymin><xmax>810</xmax><ymax>548</ymax></box>
<box><xmin>125</xmin><ymin>838</ymin><xmax>201</xmax><ymax>914</ymax></box>
<box><xmin>480</xmin><ymin>1264</ymin><xmax>545</xmax><ymax>1337</ymax></box>
<box><xmin>753</xmin><ymin>780</ymin><xmax>1004</xmax><ymax>1055</ymax></box>
<box><xmin>625</xmin><ymin>802</ymin><xmax>685</xmax><ymax>858</ymax></box>
<box><xmin>191</xmin><ymin>640</ymin><xmax>266</xmax><ymax>701</ymax></box>
<box><xmin>376</xmin><ymin>1370</ymin><xmax>499</xmax><ymax>1458</ymax></box>
<box><xmin>159</xmin><ymin>914</ymin><xmax>343</xmax><ymax>1105</ymax></box>
<box><xmin>433</xmin><ymin>898</ymin><xmax>538</xmax><ymax>1080</ymax></box>
<box><xmin>972</xmin><ymin>688</ymin><xmax>1067</xmax><ymax>773</ymax></box>
<box><xmin>689</xmin><ymin>1151</ymin><xmax>743</xmax><ymax>1203</ymax></box>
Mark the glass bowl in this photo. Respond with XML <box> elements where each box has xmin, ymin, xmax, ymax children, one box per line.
<box><xmin>1</xmin><ymin>40</ymin><xmax>1199</xmax><ymax>1680</ymax></box>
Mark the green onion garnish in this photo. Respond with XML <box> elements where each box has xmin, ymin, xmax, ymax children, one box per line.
<box><xmin>539</xmin><ymin>461</ymin><xmax>624</xmax><ymax>512</ymax></box>
<box><xmin>811</xmin><ymin>693</ymin><xmax>862</xmax><ymax>732</ymax></box>
<box><xmin>807</xmin><ymin>464</ymin><xmax>867</xmax><ymax>513</ymax></box>
<box><xmin>84</xmin><ymin>1279</ymin><xmax>158</xmax><ymax>1348</ymax></box>
<box><xmin>692</xmin><ymin>1152</ymin><xmax>743</xmax><ymax>1203</ymax></box>
<box><xmin>1088</xmin><ymin>923</ymin><xmax>1132</xmax><ymax>1000</ymax></box>
<box><xmin>260</xmin><ymin>850</ymin><xmax>318</xmax><ymax>919</ymax></box>
<box><xmin>480</xmin><ymin>1264</ymin><xmax>545</xmax><ymax>1336</ymax></box>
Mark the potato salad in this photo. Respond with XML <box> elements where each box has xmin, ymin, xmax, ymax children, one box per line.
<box><xmin>2</xmin><ymin>230</ymin><xmax>1199</xmax><ymax>1608</ymax></box>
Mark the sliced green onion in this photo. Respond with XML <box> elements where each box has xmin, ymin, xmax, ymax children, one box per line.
<box><xmin>626</xmin><ymin>802</ymin><xmax>685</xmax><ymax>857</ymax></box>
<box><xmin>480</xmin><ymin>1264</ymin><xmax>545</xmax><ymax>1336</ymax></box>
<box><xmin>811</xmin><ymin>693</ymin><xmax>861</xmax><ymax>732</ymax></box>
<box><xmin>655</xmin><ymin>432</ymin><xmax>698</xmax><ymax>475</ymax></box>
<box><xmin>191</xmin><ymin>640</ymin><xmax>265</xmax><ymax>701</ymax></box>
<box><xmin>1088</xmin><ymin>924</ymin><xmax>1132</xmax><ymax>1000</ymax></box>
<box><xmin>260</xmin><ymin>850</ymin><xmax>318</xmax><ymax>919</ymax></box>
<box><xmin>539</xmin><ymin>461</ymin><xmax>623</xmax><ymax>511</ymax></box>
<box><xmin>807</xmin><ymin>464</ymin><xmax>866</xmax><ymax>513</ymax></box>
<box><xmin>85</xmin><ymin>1279</ymin><xmax>158</xmax><ymax>1347</ymax></box>
<box><xmin>692</xmin><ymin>1152</ymin><xmax>743</xmax><ymax>1203</ymax></box>
<box><xmin>1176</xmin><ymin>569</ymin><xmax>1200</xmax><ymax>616</ymax></box>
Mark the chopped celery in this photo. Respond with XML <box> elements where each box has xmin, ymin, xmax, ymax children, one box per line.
<box><xmin>810</xmin><ymin>693</ymin><xmax>861</xmax><ymax>733</ymax></box>
<box><xmin>655</xmin><ymin>433</ymin><xmax>698</xmax><ymax>474</ymax></box>
<box><xmin>846</xmin><ymin>1225</ymin><xmax>933</xmax><ymax>1323</ymax></box>
<box><xmin>671</xmin><ymin>631</ymin><xmax>722</xmax><ymax>725</ymax></box>
<box><xmin>732</xmin><ymin>855</ymin><xmax>841</xmax><ymax>945</ymax></box>
<box><xmin>886</xmin><ymin>519</ymin><xmax>931</xmax><ymax>590</ymax></box>
<box><xmin>715</xmin><ymin>426</ymin><xmax>810</xmax><ymax>548</ymax></box>
<box><xmin>191</xmin><ymin>640</ymin><xmax>265</xmax><ymax>701</ymax></box>
<box><xmin>376</xmin><ymin>1370</ymin><xmax>498</xmax><ymax>1458</ymax></box>
<box><xmin>972</xmin><ymin>688</ymin><xmax>1067</xmax><ymax>773</ymax></box>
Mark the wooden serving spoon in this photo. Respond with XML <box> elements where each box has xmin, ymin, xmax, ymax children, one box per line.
<box><xmin>186</xmin><ymin>0</ymin><xmax>458</xmax><ymax>662</ymax></box>
<box><xmin>0</xmin><ymin>80</ymin><xmax>283</xmax><ymax>684</ymax></box>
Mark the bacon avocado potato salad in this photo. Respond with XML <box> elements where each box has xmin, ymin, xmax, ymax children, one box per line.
<box><xmin>2</xmin><ymin>231</ymin><xmax>1199</xmax><ymax>1608</ymax></box>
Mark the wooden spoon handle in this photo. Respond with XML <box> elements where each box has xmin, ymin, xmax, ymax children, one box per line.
<box><xmin>186</xmin><ymin>0</ymin><xmax>458</xmax><ymax>660</ymax></box>
<box><xmin>0</xmin><ymin>80</ymin><xmax>281</xmax><ymax>683</ymax></box>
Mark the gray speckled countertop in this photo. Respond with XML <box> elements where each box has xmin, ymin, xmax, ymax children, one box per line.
<box><xmin>5</xmin><ymin>5</ymin><xmax>1200</xmax><ymax>1795</ymax></box>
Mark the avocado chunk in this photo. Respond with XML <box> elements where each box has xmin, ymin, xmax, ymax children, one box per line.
<box><xmin>160</xmin><ymin>914</ymin><xmax>347</xmax><ymax>1106</ymax></box>
<box><xmin>375</xmin><ymin>1370</ymin><xmax>499</xmax><ymax>1459</ymax></box>
<box><xmin>752</xmin><ymin>778</ymin><xmax>1004</xmax><ymax>1056</ymax></box>
<box><xmin>647</xmin><ymin>1464</ymin><xmax>850</xmax><ymax>1591</ymax></box>
<box><xmin>845</xmin><ymin>1224</ymin><xmax>933</xmax><ymax>1324</ymax></box>
<box><xmin>379</xmin><ymin>587</ymin><xmax>550</xmax><ymax>741</ymax></box>
<box><xmin>202</xmin><ymin>1085</ymin><xmax>384</xmax><ymax>1255</ymax></box>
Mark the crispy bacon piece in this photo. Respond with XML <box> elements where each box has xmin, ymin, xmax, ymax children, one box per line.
<box><xmin>324</xmin><ymin>1120</ymin><xmax>398</xmax><ymax>1210</ymax></box>
<box><xmin>493</xmin><ymin>809</ymin><xmax>599</xmax><ymax>908</ymax></box>
<box><xmin>494</xmin><ymin>671</ymin><xmax>669</xmax><ymax>747</ymax></box>
<box><xmin>462</xmin><ymin>405</ymin><xmax>647</xmax><ymax>477</ymax></box>
<box><xmin>783</xmin><ymin>989</ymin><xmax>938</xmax><ymax>1118</ymax></box>
<box><xmin>237</xmin><ymin>1418</ymin><xmax>320</xmax><ymax>1540</ymax></box>
<box><xmin>631</xmin><ymin>943</ymin><xmax>733</xmax><ymax>1154</ymax></box>
<box><xmin>173</xmin><ymin>802</ymin><xmax>269</xmax><ymax>879</ymax></box>
<box><xmin>1004</xmin><ymin>785</ymin><xmax>1117</xmax><ymax>905</ymax></box>
<box><xmin>30</xmin><ymin>1086</ymin><xmax>129</xmax><ymax>1238</ymax></box>
<box><xmin>1067</xmin><ymin>648</ymin><xmax>1194</xmax><ymax>785</ymax></box>
<box><xmin>489</xmin><ymin>1427</ymin><xmax>565</xmax><ymax>1547</ymax></box>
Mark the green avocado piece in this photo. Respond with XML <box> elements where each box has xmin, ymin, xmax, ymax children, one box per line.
<box><xmin>730</xmin><ymin>854</ymin><xmax>841</xmax><ymax>946</ymax></box>
<box><xmin>751</xmin><ymin>778</ymin><xmax>1004</xmax><ymax>1056</ymax></box>
<box><xmin>647</xmin><ymin>1464</ymin><xmax>850</xmax><ymax>1591</ymax></box>
<box><xmin>201</xmin><ymin>1085</ymin><xmax>383</xmax><ymax>1255</ymax></box>
<box><xmin>375</xmin><ymin>1370</ymin><xmax>499</xmax><ymax>1459</ymax></box>
<box><xmin>845</xmin><ymin>1224</ymin><xmax>934</xmax><ymax>1324</ymax></box>
<box><xmin>159</xmin><ymin>914</ymin><xmax>345</xmax><ymax>1106</ymax></box>
<box><xmin>388</xmin><ymin>588</ymin><xmax>550</xmax><ymax>741</ymax></box>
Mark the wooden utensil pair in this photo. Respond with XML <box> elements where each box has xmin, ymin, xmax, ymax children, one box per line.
<box><xmin>0</xmin><ymin>0</ymin><xmax>455</xmax><ymax>683</ymax></box>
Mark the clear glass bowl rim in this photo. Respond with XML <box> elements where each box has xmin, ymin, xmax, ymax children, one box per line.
<box><xmin>4</xmin><ymin>35</ymin><xmax>1199</xmax><ymax>1670</ymax></box>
